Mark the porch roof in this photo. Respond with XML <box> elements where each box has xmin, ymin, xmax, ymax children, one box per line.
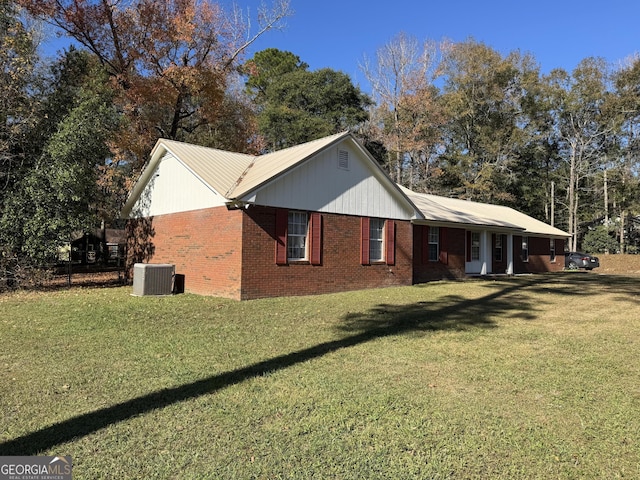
<box><xmin>400</xmin><ymin>186</ymin><xmax>571</xmax><ymax>238</ymax></box>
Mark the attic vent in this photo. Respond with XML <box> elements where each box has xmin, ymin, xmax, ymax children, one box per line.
<box><xmin>338</xmin><ymin>149</ymin><xmax>349</xmax><ymax>170</ymax></box>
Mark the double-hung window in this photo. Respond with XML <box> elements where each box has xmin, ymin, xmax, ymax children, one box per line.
<box><xmin>369</xmin><ymin>218</ymin><xmax>385</xmax><ymax>262</ymax></box>
<box><xmin>550</xmin><ymin>238</ymin><xmax>556</xmax><ymax>262</ymax></box>
<box><xmin>361</xmin><ymin>217</ymin><xmax>395</xmax><ymax>266</ymax></box>
<box><xmin>494</xmin><ymin>234</ymin><xmax>503</xmax><ymax>262</ymax></box>
<box><xmin>287</xmin><ymin>211</ymin><xmax>308</xmax><ymax>261</ymax></box>
<box><xmin>522</xmin><ymin>236</ymin><xmax>529</xmax><ymax>262</ymax></box>
<box><xmin>276</xmin><ymin>209</ymin><xmax>322</xmax><ymax>265</ymax></box>
<box><xmin>428</xmin><ymin>226</ymin><xmax>440</xmax><ymax>262</ymax></box>
<box><xmin>470</xmin><ymin>232</ymin><xmax>481</xmax><ymax>261</ymax></box>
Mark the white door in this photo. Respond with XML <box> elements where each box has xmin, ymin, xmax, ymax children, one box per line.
<box><xmin>465</xmin><ymin>231</ymin><xmax>491</xmax><ymax>274</ymax></box>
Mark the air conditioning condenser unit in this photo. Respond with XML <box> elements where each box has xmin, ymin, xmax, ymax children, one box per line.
<box><xmin>132</xmin><ymin>263</ymin><xmax>175</xmax><ymax>296</ymax></box>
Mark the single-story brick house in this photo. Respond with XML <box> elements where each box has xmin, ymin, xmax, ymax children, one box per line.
<box><xmin>122</xmin><ymin>132</ymin><xmax>570</xmax><ymax>299</ymax></box>
<box><xmin>402</xmin><ymin>186</ymin><xmax>570</xmax><ymax>282</ymax></box>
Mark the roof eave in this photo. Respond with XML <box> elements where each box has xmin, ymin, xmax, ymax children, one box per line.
<box><xmin>412</xmin><ymin>218</ymin><xmax>525</xmax><ymax>232</ymax></box>
<box><xmin>120</xmin><ymin>139</ymin><xmax>169</xmax><ymax>218</ymax></box>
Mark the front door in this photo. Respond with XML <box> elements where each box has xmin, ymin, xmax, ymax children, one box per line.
<box><xmin>465</xmin><ymin>231</ymin><xmax>490</xmax><ymax>274</ymax></box>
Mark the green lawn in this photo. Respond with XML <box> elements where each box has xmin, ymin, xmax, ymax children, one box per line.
<box><xmin>1</xmin><ymin>274</ymin><xmax>639</xmax><ymax>479</ymax></box>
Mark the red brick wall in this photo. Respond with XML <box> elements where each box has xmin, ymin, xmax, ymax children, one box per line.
<box><xmin>412</xmin><ymin>226</ymin><xmax>466</xmax><ymax>282</ymax></box>
<box><xmin>240</xmin><ymin>206</ymin><xmax>414</xmax><ymax>300</ymax></box>
<box><xmin>411</xmin><ymin>228</ymin><xmax>565</xmax><ymax>280</ymax></box>
<box><xmin>514</xmin><ymin>236</ymin><xmax>565</xmax><ymax>273</ymax></box>
<box><xmin>129</xmin><ymin>207</ymin><xmax>244</xmax><ymax>299</ymax></box>
<box><xmin>128</xmin><ymin>206</ymin><xmax>567</xmax><ymax>299</ymax></box>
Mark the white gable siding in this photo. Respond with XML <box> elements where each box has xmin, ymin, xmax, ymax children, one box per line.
<box><xmin>242</xmin><ymin>143</ymin><xmax>414</xmax><ymax>220</ymax></box>
<box><xmin>128</xmin><ymin>153</ymin><xmax>225</xmax><ymax>218</ymax></box>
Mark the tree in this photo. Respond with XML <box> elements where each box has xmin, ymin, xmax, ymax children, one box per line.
<box><xmin>0</xmin><ymin>0</ymin><xmax>37</xmax><ymax>195</ymax></box>
<box><xmin>0</xmin><ymin>0</ymin><xmax>40</xmax><ymax>284</ymax></box>
<box><xmin>243</xmin><ymin>48</ymin><xmax>308</xmax><ymax>104</ymax></box>
<box><xmin>545</xmin><ymin>58</ymin><xmax>617</xmax><ymax>251</ymax></box>
<box><xmin>18</xmin><ymin>0</ymin><xmax>293</xmax><ymax>166</ymax></box>
<box><xmin>439</xmin><ymin>40</ymin><xmax>542</xmax><ymax>203</ymax></box>
<box><xmin>609</xmin><ymin>57</ymin><xmax>640</xmax><ymax>253</ymax></box>
<box><xmin>1</xmin><ymin>49</ymin><xmax>120</xmax><ymax>281</ymax></box>
<box><xmin>582</xmin><ymin>225</ymin><xmax>619</xmax><ymax>253</ymax></box>
<box><xmin>0</xmin><ymin>49</ymin><xmax>121</xmax><ymax>288</ymax></box>
<box><xmin>246</xmin><ymin>50</ymin><xmax>371</xmax><ymax>150</ymax></box>
<box><xmin>361</xmin><ymin>32</ymin><xmax>443</xmax><ymax>187</ymax></box>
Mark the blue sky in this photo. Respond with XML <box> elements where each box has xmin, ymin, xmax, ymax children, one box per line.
<box><xmin>42</xmin><ymin>0</ymin><xmax>639</xmax><ymax>93</ymax></box>
<box><xmin>246</xmin><ymin>0</ymin><xmax>639</xmax><ymax>90</ymax></box>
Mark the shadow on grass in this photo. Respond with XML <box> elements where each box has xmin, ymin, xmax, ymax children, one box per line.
<box><xmin>1</xmin><ymin>274</ymin><xmax>635</xmax><ymax>455</ymax></box>
<box><xmin>528</xmin><ymin>272</ymin><xmax>640</xmax><ymax>306</ymax></box>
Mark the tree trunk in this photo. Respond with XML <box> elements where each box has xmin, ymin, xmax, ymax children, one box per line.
<box><xmin>603</xmin><ymin>168</ymin><xmax>609</xmax><ymax>254</ymax></box>
<box><xmin>550</xmin><ymin>181</ymin><xmax>555</xmax><ymax>227</ymax></box>
<box><xmin>620</xmin><ymin>210</ymin><xmax>626</xmax><ymax>254</ymax></box>
<box><xmin>603</xmin><ymin>168</ymin><xmax>609</xmax><ymax>225</ymax></box>
<box><xmin>568</xmin><ymin>146</ymin><xmax>577</xmax><ymax>251</ymax></box>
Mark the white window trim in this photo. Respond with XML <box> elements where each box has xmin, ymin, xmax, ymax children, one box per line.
<box><xmin>369</xmin><ymin>218</ymin><xmax>385</xmax><ymax>262</ymax></box>
<box><xmin>471</xmin><ymin>232</ymin><xmax>481</xmax><ymax>261</ymax></box>
<box><xmin>428</xmin><ymin>226</ymin><xmax>440</xmax><ymax>262</ymax></box>
<box><xmin>287</xmin><ymin>211</ymin><xmax>309</xmax><ymax>261</ymax></box>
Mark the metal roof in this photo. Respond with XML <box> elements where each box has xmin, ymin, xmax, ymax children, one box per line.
<box><xmin>123</xmin><ymin>134</ymin><xmax>568</xmax><ymax>239</ymax></box>
<box><xmin>228</xmin><ymin>131</ymin><xmax>349</xmax><ymax>198</ymax></box>
<box><xmin>157</xmin><ymin>139</ymin><xmax>254</xmax><ymax>197</ymax></box>
<box><xmin>400</xmin><ymin>186</ymin><xmax>570</xmax><ymax>237</ymax></box>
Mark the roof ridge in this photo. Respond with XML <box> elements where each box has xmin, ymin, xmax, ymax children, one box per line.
<box><xmin>259</xmin><ymin>131</ymin><xmax>349</xmax><ymax>158</ymax></box>
<box><xmin>160</xmin><ymin>138</ymin><xmax>256</xmax><ymax>159</ymax></box>
<box><xmin>227</xmin><ymin>131</ymin><xmax>352</xmax><ymax>200</ymax></box>
<box><xmin>224</xmin><ymin>157</ymin><xmax>258</xmax><ymax>198</ymax></box>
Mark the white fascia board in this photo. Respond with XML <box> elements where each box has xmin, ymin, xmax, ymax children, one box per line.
<box><xmin>121</xmin><ymin>141</ymin><xmax>226</xmax><ymax>218</ymax></box>
<box><xmin>121</xmin><ymin>141</ymin><xmax>167</xmax><ymax>217</ymax></box>
<box><xmin>411</xmin><ymin>219</ymin><xmax>525</xmax><ymax>233</ymax></box>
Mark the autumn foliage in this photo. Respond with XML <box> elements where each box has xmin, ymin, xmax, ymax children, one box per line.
<box><xmin>18</xmin><ymin>0</ymin><xmax>291</xmax><ymax>168</ymax></box>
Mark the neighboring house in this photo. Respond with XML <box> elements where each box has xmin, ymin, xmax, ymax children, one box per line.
<box><xmin>59</xmin><ymin>229</ymin><xmax>126</xmax><ymax>266</ymax></box>
<box><xmin>122</xmin><ymin>132</ymin><xmax>570</xmax><ymax>300</ymax></box>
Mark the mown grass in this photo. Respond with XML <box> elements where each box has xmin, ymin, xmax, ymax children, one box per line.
<box><xmin>1</xmin><ymin>273</ymin><xmax>639</xmax><ymax>478</ymax></box>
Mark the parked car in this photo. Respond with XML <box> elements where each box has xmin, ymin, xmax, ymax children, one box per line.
<box><xmin>565</xmin><ymin>252</ymin><xmax>600</xmax><ymax>270</ymax></box>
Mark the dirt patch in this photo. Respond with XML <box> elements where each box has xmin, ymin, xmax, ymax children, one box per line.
<box><xmin>596</xmin><ymin>254</ymin><xmax>640</xmax><ymax>275</ymax></box>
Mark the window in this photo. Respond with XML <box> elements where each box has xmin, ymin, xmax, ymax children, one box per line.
<box><xmin>428</xmin><ymin>226</ymin><xmax>440</xmax><ymax>262</ymax></box>
<box><xmin>494</xmin><ymin>234</ymin><xmax>503</xmax><ymax>262</ymax></box>
<box><xmin>550</xmin><ymin>238</ymin><xmax>556</xmax><ymax>262</ymax></box>
<box><xmin>471</xmin><ymin>232</ymin><xmax>480</xmax><ymax>261</ymax></box>
<box><xmin>369</xmin><ymin>218</ymin><xmax>385</xmax><ymax>262</ymax></box>
<box><xmin>361</xmin><ymin>218</ymin><xmax>394</xmax><ymax>265</ymax></box>
<box><xmin>275</xmin><ymin>209</ymin><xmax>322</xmax><ymax>266</ymax></box>
<box><xmin>287</xmin><ymin>211</ymin><xmax>308</xmax><ymax>261</ymax></box>
<box><xmin>108</xmin><ymin>245</ymin><xmax>119</xmax><ymax>260</ymax></box>
<box><xmin>522</xmin><ymin>236</ymin><xmax>529</xmax><ymax>262</ymax></box>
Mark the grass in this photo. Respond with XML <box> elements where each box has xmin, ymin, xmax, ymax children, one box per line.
<box><xmin>1</xmin><ymin>273</ymin><xmax>639</xmax><ymax>478</ymax></box>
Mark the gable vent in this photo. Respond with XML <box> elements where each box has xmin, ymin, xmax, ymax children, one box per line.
<box><xmin>338</xmin><ymin>149</ymin><xmax>349</xmax><ymax>170</ymax></box>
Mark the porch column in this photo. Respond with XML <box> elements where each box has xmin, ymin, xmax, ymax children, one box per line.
<box><xmin>506</xmin><ymin>233</ymin><xmax>514</xmax><ymax>275</ymax></box>
<box><xmin>480</xmin><ymin>231</ymin><xmax>489</xmax><ymax>275</ymax></box>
